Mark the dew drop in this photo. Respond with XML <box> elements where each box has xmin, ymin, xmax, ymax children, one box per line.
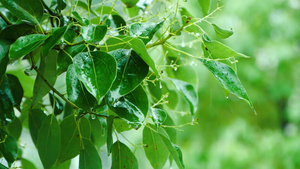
<box><xmin>174</xmin><ymin>67</ymin><xmax>177</xmax><ymax>71</ymax></box>
<box><xmin>159</xmin><ymin>81</ymin><xmax>163</xmax><ymax>89</ymax></box>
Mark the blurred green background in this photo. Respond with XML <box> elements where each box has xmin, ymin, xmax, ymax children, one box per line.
<box><xmin>176</xmin><ymin>0</ymin><xmax>300</xmax><ymax>168</ymax></box>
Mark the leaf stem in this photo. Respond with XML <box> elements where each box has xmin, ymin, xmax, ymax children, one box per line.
<box><xmin>0</xmin><ymin>11</ymin><xmax>12</xmax><ymax>25</ymax></box>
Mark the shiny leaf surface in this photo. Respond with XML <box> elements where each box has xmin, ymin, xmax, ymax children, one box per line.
<box><xmin>73</xmin><ymin>51</ymin><xmax>117</xmax><ymax>104</ymax></box>
<box><xmin>130</xmin><ymin>21</ymin><xmax>164</xmax><ymax>44</ymax></box>
<box><xmin>0</xmin><ymin>75</ymin><xmax>15</xmax><ymax>125</ymax></box>
<box><xmin>80</xmin><ymin>25</ymin><xmax>107</xmax><ymax>43</ymax></box>
<box><xmin>42</xmin><ymin>26</ymin><xmax>68</xmax><ymax>56</ymax></box>
<box><xmin>0</xmin><ymin>129</ymin><xmax>18</xmax><ymax>166</ymax></box>
<box><xmin>151</xmin><ymin>108</ymin><xmax>167</xmax><ymax>124</ymax></box>
<box><xmin>6</xmin><ymin>74</ymin><xmax>23</xmax><ymax>107</ymax></box>
<box><xmin>111</xmin><ymin>141</ymin><xmax>138</xmax><ymax>169</ymax></box>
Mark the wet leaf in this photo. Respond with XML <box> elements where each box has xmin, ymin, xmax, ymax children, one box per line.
<box><xmin>109</xmin><ymin>49</ymin><xmax>149</xmax><ymax>96</ymax></box>
<box><xmin>79</xmin><ymin>138</ymin><xmax>102</xmax><ymax>169</ymax></box>
<box><xmin>0</xmin><ymin>0</ymin><xmax>44</xmax><ymax>24</ymax></box>
<box><xmin>37</xmin><ymin>115</ymin><xmax>61</xmax><ymax>169</ymax></box>
<box><xmin>0</xmin><ymin>129</ymin><xmax>18</xmax><ymax>166</ymax></box>
<box><xmin>66</xmin><ymin>64</ymin><xmax>96</xmax><ymax>111</ymax></box>
<box><xmin>130</xmin><ymin>21</ymin><xmax>164</xmax><ymax>44</ymax></box>
<box><xmin>7</xmin><ymin>74</ymin><xmax>23</xmax><ymax>107</ymax></box>
<box><xmin>111</xmin><ymin>141</ymin><xmax>138</xmax><ymax>169</ymax></box>
<box><xmin>0</xmin><ymin>75</ymin><xmax>15</xmax><ymax>125</ymax></box>
<box><xmin>151</xmin><ymin>108</ymin><xmax>167</xmax><ymax>124</ymax></box>
<box><xmin>212</xmin><ymin>23</ymin><xmax>234</xmax><ymax>39</ymax></box>
<box><xmin>112</xmin><ymin>15</ymin><xmax>127</xmax><ymax>35</ymax></box>
<box><xmin>28</xmin><ymin>109</ymin><xmax>47</xmax><ymax>146</ymax></box>
<box><xmin>72</xmin><ymin>11</ymin><xmax>89</xmax><ymax>26</ymax></box>
<box><xmin>9</xmin><ymin>34</ymin><xmax>48</xmax><ymax>61</ymax></box>
<box><xmin>199</xmin><ymin>59</ymin><xmax>255</xmax><ymax>112</ymax></box>
<box><xmin>80</xmin><ymin>25</ymin><xmax>107</xmax><ymax>43</ymax></box>
<box><xmin>42</xmin><ymin>26</ymin><xmax>69</xmax><ymax>56</ymax></box>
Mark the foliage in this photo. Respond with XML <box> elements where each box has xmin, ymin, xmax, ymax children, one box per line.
<box><xmin>0</xmin><ymin>0</ymin><xmax>254</xmax><ymax>168</ymax></box>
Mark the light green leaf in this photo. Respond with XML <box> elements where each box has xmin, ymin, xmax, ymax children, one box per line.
<box><xmin>37</xmin><ymin>115</ymin><xmax>61</xmax><ymax>169</ymax></box>
<box><xmin>42</xmin><ymin>26</ymin><xmax>69</xmax><ymax>56</ymax></box>
<box><xmin>0</xmin><ymin>0</ymin><xmax>44</xmax><ymax>24</ymax></box>
<box><xmin>111</xmin><ymin>141</ymin><xmax>138</xmax><ymax>169</ymax></box>
<box><xmin>79</xmin><ymin>138</ymin><xmax>102</xmax><ymax>169</ymax></box>
<box><xmin>113</xmin><ymin>118</ymin><xmax>132</xmax><ymax>133</ymax></box>
<box><xmin>28</xmin><ymin>109</ymin><xmax>47</xmax><ymax>146</ymax></box>
<box><xmin>202</xmin><ymin>34</ymin><xmax>249</xmax><ymax>58</ymax></box>
<box><xmin>32</xmin><ymin>50</ymin><xmax>58</xmax><ymax>106</ymax></box>
<box><xmin>211</xmin><ymin>24</ymin><xmax>234</xmax><ymax>39</ymax></box>
<box><xmin>107</xmin><ymin>85</ymin><xmax>148</xmax><ymax>125</ymax></box>
<box><xmin>106</xmin><ymin>115</ymin><xmax>114</xmax><ymax>154</ymax></box>
<box><xmin>130</xmin><ymin>21</ymin><xmax>164</xmax><ymax>44</ymax></box>
<box><xmin>73</xmin><ymin>51</ymin><xmax>117</xmax><ymax>104</ymax></box>
<box><xmin>66</xmin><ymin>64</ymin><xmax>96</xmax><ymax>111</ymax></box>
<box><xmin>169</xmin><ymin>78</ymin><xmax>198</xmax><ymax>116</ymax></box>
<box><xmin>199</xmin><ymin>59</ymin><xmax>255</xmax><ymax>112</ymax></box>
<box><xmin>9</xmin><ymin>34</ymin><xmax>48</xmax><ymax>61</ymax></box>
<box><xmin>21</xmin><ymin>158</ymin><xmax>37</xmax><ymax>169</ymax></box>
<box><xmin>151</xmin><ymin>108</ymin><xmax>167</xmax><ymax>124</ymax></box>
<box><xmin>0</xmin><ymin>129</ymin><xmax>18</xmax><ymax>166</ymax></box>
<box><xmin>80</xmin><ymin>25</ymin><xmax>107</xmax><ymax>43</ymax></box>
<box><xmin>197</xmin><ymin>0</ymin><xmax>211</xmax><ymax>16</ymax></box>
<box><xmin>143</xmin><ymin>125</ymin><xmax>169</xmax><ymax>169</ymax></box>
<box><xmin>72</xmin><ymin>11</ymin><xmax>89</xmax><ymax>26</ymax></box>
<box><xmin>121</xmin><ymin>0</ymin><xmax>139</xmax><ymax>8</ymax></box>
<box><xmin>109</xmin><ymin>49</ymin><xmax>149</xmax><ymax>96</ymax></box>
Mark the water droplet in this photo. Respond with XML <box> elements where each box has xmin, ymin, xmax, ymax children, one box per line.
<box><xmin>195</xmin><ymin>33</ymin><xmax>200</xmax><ymax>36</ymax></box>
<box><xmin>174</xmin><ymin>67</ymin><xmax>177</xmax><ymax>71</ymax></box>
<box><xmin>91</xmin><ymin>114</ymin><xmax>96</xmax><ymax>119</ymax></box>
<box><xmin>159</xmin><ymin>81</ymin><xmax>163</xmax><ymax>89</ymax></box>
<box><xmin>226</xmin><ymin>96</ymin><xmax>229</xmax><ymax>99</ymax></box>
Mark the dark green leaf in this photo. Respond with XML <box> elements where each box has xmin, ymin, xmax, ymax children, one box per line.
<box><xmin>6</xmin><ymin>117</ymin><xmax>22</xmax><ymax>140</ymax></box>
<box><xmin>199</xmin><ymin>59</ymin><xmax>255</xmax><ymax>112</ymax></box>
<box><xmin>197</xmin><ymin>0</ymin><xmax>211</xmax><ymax>16</ymax></box>
<box><xmin>151</xmin><ymin>108</ymin><xmax>167</xmax><ymax>124</ymax></box>
<box><xmin>72</xmin><ymin>11</ymin><xmax>89</xmax><ymax>26</ymax></box>
<box><xmin>21</xmin><ymin>158</ymin><xmax>37</xmax><ymax>169</ymax></box>
<box><xmin>80</xmin><ymin>25</ymin><xmax>107</xmax><ymax>43</ymax></box>
<box><xmin>42</xmin><ymin>26</ymin><xmax>69</xmax><ymax>56</ymax></box>
<box><xmin>79</xmin><ymin>116</ymin><xmax>91</xmax><ymax>139</ymax></box>
<box><xmin>107</xmin><ymin>85</ymin><xmax>148</xmax><ymax>125</ymax></box>
<box><xmin>111</xmin><ymin>141</ymin><xmax>138</xmax><ymax>169</ymax></box>
<box><xmin>106</xmin><ymin>115</ymin><xmax>114</xmax><ymax>154</ymax></box>
<box><xmin>112</xmin><ymin>15</ymin><xmax>126</xmax><ymax>35</ymax></box>
<box><xmin>130</xmin><ymin>21</ymin><xmax>164</xmax><ymax>44</ymax></box>
<box><xmin>57</xmin><ymin>44</ymin><xmax>87</xmax><ymax>75</ymax></box>
<box><xmin>79</xmin><ymin>138</ymin><xmax>102</xmax><ymax>169</ymax></box>
<box><xmin>28</xmin><ymin>109</ymin><xmax>47</xmax><ymax>146</ymax></box>
<box><xmin>63</xmin><ymin>102</ymin><xmax>74</xmax><ymax>118</ymax></box>
<box><xmin>121</xmin><ymin>0</ymin><xmax>138</xmax><ymax>8</ymax></box>
<box><xmin>169</xmin><ymin>78</ymin><xmax>198</xmax><ymax>116</ymax></box>
<box><xmin>66</xmin><ymin>64</ymin><xmax>96</xmax><ymax>111</ymax></box>
<box><xmin>49</xmin><ymin>93</ymin><xmax>64</xmax><ymax>116</ymax></box>
<box><xmin>89</xmin><ymin>116</ymin><xmax>107</xmax><ymax>150</ymax></box>
<box><xmin>109</xmin><ymin>49</ymin><xmax>149</xmax><ymax>96</ymax></box>
<box><xmin>202</xmin><ymin>34</ymin><xmax>249</xmax><ymax>58</ymax></box>
<box><xmin>7</xmin><ymin>74</ymin><xmax>23</xmax><ymax>107</ymax></box>
<box><xmin>0</xmin><ymin>0</ymin><xmax>44</xmax><ymax>24</ymax></box>
<box><xmin>0</xmin><ymin>129</ymin><xmax>18</xmax><ymax>166</ymax></box>
<box><xmin>0</xmin><ymin>22</ymin><xmax>35</xmax><ymax>42</ymax></box>
<box><xmin>143</xmin><ymin>125</ymin><xmax>169</xmax><ymax>169</ymax></box>
<box><xmin>73</xmin><ymin>51</ymin><xmax>117</xmax><ymax>104</ymax></box>
<box><xmin>32</xmin><ymin>50</ymin><xmax>58</xmax><ymax>106</ymax></box>
<box><xmin>0</xmin><ymin>75</ymin><xmax>15</xmax><ymax>125</ymax></box>
<box><xmin>9</xmin><ymin>34</ymin><xmax>48</xmax><ymax>61</ymax></box>
<box><xmin>37</xmin><ymin>115</ymin><xmax>61</xmax><ymax>169</ymax></box>
<box><xmin>0</xmin><ymin>55</ymin><xmax>9</xmax><ymax>84</ymax></box>
<box><xmin>212</xmin><ymin>24</ymin><xmax>234</xmax><ymax>39</ymax></box>
<box><xmin>57</xmin><ymin>0</ymin><xmax>67</xmax><ymax>10</ymax></box>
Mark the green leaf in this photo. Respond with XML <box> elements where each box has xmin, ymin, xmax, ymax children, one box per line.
<box><xmin>80</xmin><ymin>25</ymin><xmax>107</xmax><ymax>43</ymax></box>
<box><xmin>66</xmin><ymin>64</ymin><xmax>96</xmax><ymax>110</ymax></box>
<box><xmin>9</xmin><ymin>34</ymin><xmax>48</xmax><ymax>61</ymax></box>
<box><xmin>169</xmin><ymin>78</ymin><xmax>198</xmax><ymax>116</ymax></box>
<box><xmin>113</xmin><ymin>118</ymin><xmax>132</xmax><ymax>133</ymax></box>
<box><xmin>107</xmin><ymin>85</ymin><xmax>148</xmax><ymax>125</ymax></box>
<box><xmin>57</xmin><ymin>115</ymin><xmax>80</xmax><ymax>164</ymax></box>
<box><xmin>0</xmin><ymin>0</ymin><xmax>44</xmax><ymax>24</ymax></box>
<box><xmin>109</xmin><ymin>49</ymin><xmax>149</xmax><ymax>96</ymax></box>
<box><xmin>42</xmin><ymin>26</ymin><xmax>69</xmax><ymax>56</ymax></box>
<box><xmin>0</xmin><ymin>22</ymin><xmax>35</xmax><ymax>42</ymax></box>
<box><xmin>72</xmin><ymin>11</ymin><xmax>89</xmax><ymax>26</ymax></box>
<box><xmin>37</xmin><ymin>115</ymin><xmax>61</xmax><ymax>169</ymax></box>
<box><xmin>211</xmin><ymin>24</ymin><xmax>234</xmax><ymax>39</ymax></box>
<box><xmin>0</xmin><ymin>129</ymin><xmax>18</xmax><ymax>166</ymax></box>
<box><xmin>21</xmin><ymin>158</ymin><xmax>37</xmax><ymax>169</ymax></box>
<box><xmin>79</xmin><ymin>138</ymin><xmax>102</xmax><ymax>169</ymax></box>
<box><xmin>197</xmin><ymin>0</ymin><xmax>211</xmax><ymax>16</ymax></box>
<box><xmin>49</xmin><ymin>93</ymin><xmax>64</xmax><ymax>116</ymax></box>
<box><xmin>121</xmin><ymin>0</ymin><xmax>139</xmax><ymax>8</ymax></box>
<box><xmin>106</xmin><ymin>115</ymin><xmax>114</xmax><ymax>154</ymax></box>
<box><xmin>157</xmin><ymin>133</ymin><xmax>185</xmax><ymax>169</ymax></box>
<box><xmin>73</xmin><ymin>51</ymin><xmax>117</xmax><ymax>104</ymax></box>
<box><xmin>95</xmin><ymin>6</ymin><xmax>118</xmax><ymax>15</ymax></box>
<box><xmin>130</xmin><ymin>21</ymin><xmax>164</xmax><ymax>44</ymax></box>
<box><xmin>89</xmin><ymin>116</ymin><xmax>107</xmax><ymax>150</ymax></box>
<box><xmin>7</xmin><ymin>74</ymin><xmax>23</xmax><ymax>107</ymax></box>
<box><xmin>57</xmin><ymin>44</ymin><xmax>87</xmax><ymax>75</ymax></box>
<box><xmin>28</xmin><ymin>109</ymin><xmax>47</xmax><ymax>146</ymax></box>
<box><xmin>112</xmin><ymin>15</ymin><xmax>127</xmax><ymax>35</ymax></box>
<box><xmin>0</xmin><ymin>75</ymin><xmax>15</xmax><ymax>125</ymax></box>
<box><xmin>202</xmin><ymin>34</ymin><xmax>249</xmax><ymax>58</ymax></box>
<box><xmin>199</xmin><ymin>59</ymin><xmax>255</xmax><ymax>112</ymax></box>
<box><xmin>169</xmin><ymin>20</ymin><xmax>181</xmax><ymax>36</ymax></box>
<box><xmin>57</xmin><ymin>0</ymin><xmax>67</xmax><ymax>10</ymax></box>
<box><xmin>151</xmin><ymin>108</ymin><xmax>167</xmax><ymax>124</ymax></box>
<box><xmin>0</xmin><ymin>55</ymin><xmax>9</xmax><ymax>84</ymax></box>
<box><xmin>111</xmin><ymin>141</ymin><xmax>138</xmax><ymax>169</ymax></box>
<box><xmin>143</xmin><ymin>125</ymin><xmax>169</xmax><ymax>169</ymax></box>
<box><xmin>162</xmin><ymin>115</ymin><xmax>177</xmax><ymax>143</ymax></box>
<box><xmin>32</xmin><ymin>50</ymin><xmax>58</xmax><ymax>106</ymax></box>
<box><xmin>6</xmin><ymin>117</ymin><xmax>22</xmax><ymax>140</ymax></box>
